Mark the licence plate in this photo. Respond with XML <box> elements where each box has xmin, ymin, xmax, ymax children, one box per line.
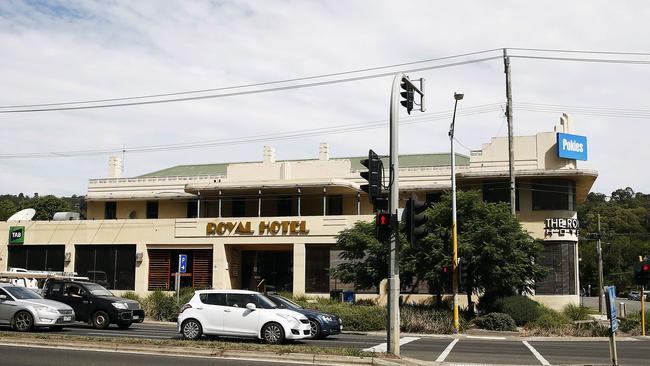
<box><xmin>132</xmin><ymin>315</ymin><xmax>140</xmax><ymax>320</ymax></box>
<box><xmin>63</xmin><ymin>316</ymin><xmax>72</xmax><ymax>321</ymax></box>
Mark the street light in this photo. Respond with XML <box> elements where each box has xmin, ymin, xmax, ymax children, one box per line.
<box><xmin>449</xmin><ymin>92</ymin><xmax>463</xmax><ymax>333</ymax></box>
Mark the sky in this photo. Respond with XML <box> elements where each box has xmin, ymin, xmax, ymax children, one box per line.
<box><xmin>1</xmin><ymin>0</ymin><xmax>649</xmax><ymax>197</ymax></box>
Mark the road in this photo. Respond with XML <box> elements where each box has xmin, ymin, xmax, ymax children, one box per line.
<box><xmin>582</xmin><ymin>296</ymin><xmax>646</xmax><ymax>314</ymax></box>
<box><xmin>0</xmin><ymin>344</ymin><xmax>311</xmax><ymax>366</ymax></box>
<box><xmin>2</xmin><ymin>322</ymin><xmax>649</xmax><ymax>365</ymax></box>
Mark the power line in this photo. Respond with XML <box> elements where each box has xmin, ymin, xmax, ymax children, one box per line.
<box><xmin>0</xmin><ymin>56</ymin><xmax>502</xmax><ymax>113</ymax></box>
<box><xmin>508</xmin><ymin>47</ymin><xmax>650</xmax><ymax>57</ymax></box>
<box><xmin>0</xmin><ymin>103</ymin><xmax>504</xmax><ymax>158</ymax></box>
<box><xmin>510</xmin><ymin>55</ymin><xmax>650</xmax><ymax>65</ymax></box>
<box><xmin>0</xmin><ymin>49</ymin><xmax>502</xmax><ymax>110</ymax></box>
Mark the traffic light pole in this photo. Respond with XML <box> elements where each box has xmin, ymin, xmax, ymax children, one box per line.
<box><xmin>387</xmin><ymin>73</ymin><xmax>402</xmax><ymax>356</ymax></box>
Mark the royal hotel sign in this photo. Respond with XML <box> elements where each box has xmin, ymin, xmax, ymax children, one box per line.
<box><xmin>206</xmin><ymin>220</ymin><xmax>309</xmax><ymax>236</ymax></box>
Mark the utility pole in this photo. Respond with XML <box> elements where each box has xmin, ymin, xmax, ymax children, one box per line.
<box><xmin>387</xmin><ymin>73</ymin><xmax>402</xmax><ymax>356</ymax></box>
<box><xmin>597</xmin><ymin>214</ymin><xmax>604</xmax><ymax>313</ymax></box>
<box><xmin>503</xmin><ymin>48</ymin><xmax>516</xmax><ymax>215</ymax></box>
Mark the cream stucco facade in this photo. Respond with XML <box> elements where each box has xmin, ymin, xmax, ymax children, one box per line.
<box><xmin>1</xmin><ymin>115</ymin><xmax>596</xmax><ymax>310</ymax></box>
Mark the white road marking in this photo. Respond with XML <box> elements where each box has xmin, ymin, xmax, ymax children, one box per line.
<box><xmin>362</xmin><ymin>336</ymin><xmax>420</xmax><ymax>352</ymax></box>
<box><xmin>522</xmin><ymin>340</ymin><xmax>550</xmax><ymax>366</ymax></box>
<box><xmin>465</xmin><ymin>335</ymin><xmax>506</xmax><ymax>340</ymax></box>
<box><xmin>435</xmin><ymin>338</ymin><xmax>459</xmax><ymax>362</ymax></box>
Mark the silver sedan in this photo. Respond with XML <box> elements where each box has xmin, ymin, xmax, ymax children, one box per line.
<box><xmin>0</xmin><ymin>283</ymin><xmax>75</xmax><ymax>331</ymax></box>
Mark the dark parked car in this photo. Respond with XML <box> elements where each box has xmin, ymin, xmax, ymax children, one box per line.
<box><xmin>266</xmin><ymin>294</ymin><xmax>342</xmax><ymax>338</ymax></box>
<box><xmin>42</xmin><ymin>280</ymin><xmax>144</xmax><ymax>329</ymax></box>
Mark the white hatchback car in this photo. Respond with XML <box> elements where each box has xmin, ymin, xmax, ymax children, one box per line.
<box><xmin>178</xmin><ymin>289</ymin><xmax>311</xmax><ymax>344</ymax></box>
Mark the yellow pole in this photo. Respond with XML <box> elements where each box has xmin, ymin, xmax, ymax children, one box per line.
<box><xmin>640</xmin><ymin>256</ymin><xmax>646</xmax><ymax>337</ymax></box>
<box><xmin>452</xmin><ymin>221</ymin><xmax>459</xmax><ymax>331</ymax></box>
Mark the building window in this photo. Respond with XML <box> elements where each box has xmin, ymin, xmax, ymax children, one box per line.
<box><xmin>532</xmin><ymin>180</ymin><xmax>576</xmax><ymax>211</ymax></box>
<box><xmin>147</xmin><ymin>249</ymin><xmax>213</xmax><ymax>291</ymax></box>
<box><xmin>277</xmin><ymin>196</ymin><xmax>293</xmax><ymax>216</ymax></box>
<box><xmin>232</xmin><ymin>197</ymin><xmax>246</xmax><ymax>217</ymax></box>
<box><xmin>146</xmin><ymin>201</ymin><xmax>159</xmax><ymax>219</ymax></box>
<box><xmin>326</xmin><ymin>195</ymin><xmax>343</xmax><ymax>215</ymax></box>
<box><xmin>482</xmin><ymin>181</ymin><xmax>520</xmax><ymax>211</ymax></box>
<box><xmin>187</xmin><ymin>201</ymin><xmax>198</xmax><ymax>218</ymax></box>
<box><xmin>535</xmin><ymin>241</ymin><xmax>577</xmax><ymax>295</ymax></box>
<box><xmin>104</xmin><ymin>201</ymin><xmax>117</xmax><ymax>219</ymax></box>
<box><xmin>305</xmin><ymin>246</ymin><xmax>331</xmax><ymax>293</ymax></box>
<box><xmin>74</xmin><ymin>245</ymin><xmax>136</xmax><ymax>290</ymax></box>
<box><xmin>8</xmin><ymin>245</ymin><xmax>65</xmax><ymax>271</ymax></box>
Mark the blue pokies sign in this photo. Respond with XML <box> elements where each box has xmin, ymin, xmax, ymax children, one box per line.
<box><xmin>557</xmin><ymin>133</ymin><xmax>588</xmax><ymax>160</ymax></box>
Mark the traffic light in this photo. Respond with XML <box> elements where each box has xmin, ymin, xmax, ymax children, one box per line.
<box><xmin>360</xmin><ymin>149</ymin><xmax>383</xmax><ymax>210</ymax></box>
<box><xmin>400</xmin><ymin>78</ymin><xmax>414</xmax><ymax>114</ymax></box>
<box><xmin>459</xmin><ymin>258</ymin><xmax>469</xmax><ymax>292</ymax></box>
<box><xmin>634</xmin><ymin>260</ymin><xmax>650</xmax><ymax>286</ymax></box>
<box><xmin>404</xmin><ymin>193</ymin><xmax>427</xmax><ymax>247</ymax></box>
<box><xmin>375</xmin><ymin>212</ymin><xmax>392</xmax><ymax>241</ymax></box>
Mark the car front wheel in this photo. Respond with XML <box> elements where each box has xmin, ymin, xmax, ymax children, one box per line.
<box><xmin>92</xmin><ymin>310</ymin><xmax>110</xmax><ymax>329</ymax></box>
<box><xmin>262</xmin><ymin>322</ymin><xmax>285</xmax><ymax>344</ymax></box>
<box><xmin>13</xmin><ymin>311</ymin><xmax>34</xmax><ymax>332</ymax></box>
<box><xmin>309</xmin><ymin>319</ymin><xmax>322</xmax><ymax>339</ymax></box>
<box><xmin>182</xmin><ymin>319</ymin><xmax>203</xmax><ymax>340</ymax></box>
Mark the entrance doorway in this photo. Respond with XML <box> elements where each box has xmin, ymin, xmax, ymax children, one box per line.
<box><xmin>241</xmin><ymin>250</ymin><xmax>293</xmax><ymax>292</ymax></box>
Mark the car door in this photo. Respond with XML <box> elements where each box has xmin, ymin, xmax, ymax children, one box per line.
<box><xmin>0</xmin><ymin>288</ymin><xmax>17</xmax><ymax>325</ymax></box>
<box><xmin>197</xmin><ymin>293</ymin><xmax>225</xmax><ymax>334</ymax></box>
<box><xmin>62</xmin><ymin>283</ymin><xmax>90</xmax><ymax>321</ymax></box>
<box><xmin>222</xmin><ymin>293</ymin><xmax>260</xmax><ymax>336</ymax></box>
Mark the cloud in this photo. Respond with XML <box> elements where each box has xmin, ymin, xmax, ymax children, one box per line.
<box><xmin>0</xmin><ymin>0</ymin><xmax>649</xmax><ymax>196</ymax></box>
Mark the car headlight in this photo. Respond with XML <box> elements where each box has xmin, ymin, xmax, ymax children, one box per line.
<box><xmin>112</xmin><ymin>302</ymin><xmax>128</xmax><ymax>310</ymax></box>
<box><xmin>35</xmin><ymin>306</ymin><xmax>58</xmax><ymax>314</ymax></box>
<box><xmin>319</xmin><ymin>315</ymin><xmax>334</xmax><ymax>322</ymax></box>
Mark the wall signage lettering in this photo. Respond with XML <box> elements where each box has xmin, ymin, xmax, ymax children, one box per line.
<box><xmin>544</xmin><ymin>218</ymin><xmax>579</xmax><ymax>239</ymax></box>
<box><xmin>206</xmin><ymin>220</ymin><xmax>309</xmax><ymax>236</ymax></box>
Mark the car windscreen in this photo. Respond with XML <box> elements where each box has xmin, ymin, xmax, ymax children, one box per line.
<box><xmin>270</xmin><ymin>295</ymin><xmax>303</xmax><ymax>309</ymax></box>
<box><xmin>83</xmin><ymin>282</ymin><xmax>113</xmax><ymax>296</ymax></box>
<box><xmin>254</xmin><ymin>294</ymin><xmax>279</xmax><ymax>309</ymax></box>
<box><xmin>4</xmin><ymin>286</ymin><xmax>42</xmax><ymax>300</ymax></box>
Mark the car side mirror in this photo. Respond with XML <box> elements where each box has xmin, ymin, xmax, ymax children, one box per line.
<box><xmin>0</xmin><ymin>294</ymin><xmax>6</xmax><ymax>301</ymax></box>
<box><xmin>245</xmin><ymin>303</ymin><xmax>256</xmax><ymax>310</ymax></box>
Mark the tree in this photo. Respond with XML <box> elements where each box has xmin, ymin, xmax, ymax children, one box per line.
<box><xmin>410</xmin><ymin>191</ymin><xmax>548</xmax><ymax>310</ymax></box>
<box><xmin>332</xmin><ymin>191</ymin><xmax>549</xmax><ymax>306</ymax></box>
<box><xmin>31</xmin><ymin>195</ymin><xmax>71</xmax><ymax>220</ymax></box>
<box><xmin>331</xmin><ymin>221</ymin><xmax>391</xmax><ymax>291</ymax></box>
<box><xmin>0</xmin><ymin>199</ymin><xmax>17</xmax><ymax>221</ymax></box>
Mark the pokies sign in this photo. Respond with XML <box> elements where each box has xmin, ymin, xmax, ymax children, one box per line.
<box><xmin>206</xmin><ymin>220</ymin><xmax>309</xmax><ymax>236</ymax></box>
<box><xmin>557</xmin><ymin>133</ymin><xmax>588</xmax><ymax>161</ymax></box>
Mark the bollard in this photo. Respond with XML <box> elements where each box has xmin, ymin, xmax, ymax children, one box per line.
<box><xmin>619</xmin><ymin>302</ymin><xmax>626</xmax><ymax>318</ymax></box>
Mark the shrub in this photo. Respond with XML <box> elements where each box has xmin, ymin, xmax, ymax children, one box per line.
<box><xmin>473</xmin><ymin>313</ymin><xmax>517</xmax><ymax>332</ymax></box>
<box><xmin>573</xmin><ymin>321</ymin><xmax>610</xmax><ymax>337</ymax></box>
<box><xmin>619</xmin><ymin>311</ymin><xmax>650</xmax><ymax>335</ymax></box>
<box><xmin>526</xmin><ymin>306</ymin><xmax>572</xmax><ymax>334</ymax></box>
<box><xmin>143</xmin><ymin>291</ymin><xmax>178</xmax><ymax>321</ymax></box>
<box><xmin>400</xmin><ymin>304</ymin><xmax>459</xmax><ymax>334</ymax></box>
<box><xmin>494</xmin><ymin>296</ymin><xmax>541</xmax><ymax>326</ymax></box>
<box><xmin>562</xmin><ymin>304</ymin><xmax>593</xmax><ymax>321</ymax></box>
<box><xmin>177</xmin><ymin>287</ymin><xmax>196</xmax><ymax>309</ymax></box>
<box><xmin>120</xmin><ymin>291</ymin><xmax>142</xmax><ymax>303</ymax></box>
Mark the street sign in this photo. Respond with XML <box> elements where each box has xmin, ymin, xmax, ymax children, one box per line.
<box><xmin>606</xmin><ymin>286</ymin><xmax>617</xmax><ymax>321</ymax></box>
<box><xmin>604</xmin><ymin>285</ymin><xmax>619</xmax><ymax>366</ymax></box>
<box><xmin>179</xmin><ymin>254</ymin><xmax>187</xmax><ymax>274</ymax></box>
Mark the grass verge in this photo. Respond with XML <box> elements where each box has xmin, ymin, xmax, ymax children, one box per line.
<box><xmin>0</xmin><ymin>331</ymin><xmax>376</xmax><ymax>358</ymax></box>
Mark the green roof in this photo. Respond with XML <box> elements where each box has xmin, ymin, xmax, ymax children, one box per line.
<box><xmin>139</xmin><ymin>153</ymin><xmax>469</xmax><ymax>178</ymax></box>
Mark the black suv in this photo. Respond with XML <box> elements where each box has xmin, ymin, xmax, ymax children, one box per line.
<box><xmin>43</xmin><ymin>280</ymin><xmax>144</xmax><ymax>329</ymax></box>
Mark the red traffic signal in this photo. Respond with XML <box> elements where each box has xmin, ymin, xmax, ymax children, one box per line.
<box><xmin>644</xmin><ymin>265</ymin><xmax>649</xmax><ymax>271</ymax></box>
<box><xmin>376</xmin><ymin>213</ymin><xmax>391</xmax><ymax>227</ymax></box>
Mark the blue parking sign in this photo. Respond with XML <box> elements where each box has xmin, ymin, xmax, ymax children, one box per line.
<box><xmin>179</xmin><ymin>254</ymin><xmax>188</xmax><ymax>273</ymax></box>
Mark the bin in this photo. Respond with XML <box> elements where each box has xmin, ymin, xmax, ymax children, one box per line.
<box><xmin>343</xmin><ymin>290</ymin><xmax>356</xmax><ymax>303</ymax></box>
<box><xmin>330</xmin><ymin>289</ymin><xmax>343</xmax><ymax>302</ymax></box>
